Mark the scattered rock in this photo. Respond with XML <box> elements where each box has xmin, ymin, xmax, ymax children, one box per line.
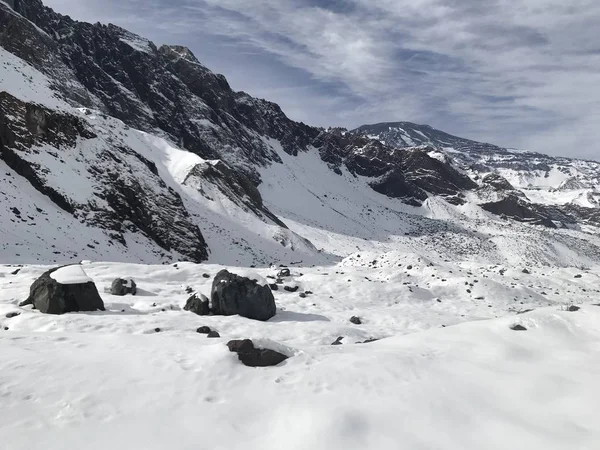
<box><xmin>11</xmin><ymin>268</ymin><xmax>20</xmax><ymax>275</ymax></box>
<box><xmin>184</xmin><ymin>293</ymin><xmax>210</xmax><ymax>316</ymax></box>
<box><xmin>207</xmin><ymin>331</ymin><xmax>220</xmax><ymax>338</ymax></box>
<box><xmin>5</xmin><ymin>312</ymin><xmax>20</xmax><ymax>318</ymax></box>
<box><xmin>23</xmin><ymin>266</ymin><xmax>105</xmax><ymax>314</ymax></box>
<box><xmin>211</xmin><ymin>270</ymin><xmax>276</xmax><ymax>321</ymax></box>
<box><xmin>516</xmin><ymin>309</ymin><xmax>534</xmax><ymax>315</ymax></box>
<box><xmin>350</xmin><ymin>316</ymin><xmax>362</xmax><ymax>325</ymax></box>
<box><xmin>185</xmin><ymin>286</ymin><xmax>194</xmax><ymax>294</ymax></box>
<box><xmin>196</xmin><ymin>326</ymin><xmax>212</xmax><ymax>334</ymax></box>
<box><xmin>284</xmin><ymin>286</ymin><xmax>299</xmax><ymax>293</ymax></box>
<box><xmin>406</xmin><ymin>265</ymin><xmax>413</xmax><ymax>270</ymax></box>
<box><xmin>269</xmin><ymin>283</ymin><xmax>278</xmax><ymax>291</ymax></box>
<box><xmin>154</xmin><ymin>328</ymin><xmax>161</xmax><ymax>333</ymax></box>
<box><xmin>331</xmin><ymin>336</ymin><xmax>344</xmax><ymax>346</ymax></box>
<box><xmin>226</xmin><ymin>339</ymin><xmax>288</xmax><ymax>367</ymax></box>
<box><xmin>299</xmin><ymin>293</ymin><xmax>307</xmax><ymax>298</ymax></box>
<box><xmin>110</xmin><ymin>278</ymin><xmax>137</xmax><ymax>296</ymax></box>
<box><xmin>360</xmin><ymin>338</ymin><xmax>379</xmax><ymax>344</ymax></box>
<box><xmin>574</xmin><ymin>274</ymin><xmax>583</xmax><ymax>279</ymax></box>
<box><xmin>305</xmin><ymin>290</ymin><xmax>313</xmax><ymax>295</ymax></box>
<box><xmin>202</xmin><ymin>273</ymin><xmax>211</xmax><ymax>279</ymax></box>
<box><xmin>567</xmin><ymin>305</ymin><xmax>580</xmax><ymax>312</ymax></box>
<box><xmin>436</xmin><ymin>299</ymin><xmax>442</xmax><ymax>303</ymax></box>
<box><xmin>522</xmin><ymin>268</ymin><xmax>531</xmax><ymax>274</ymax></box>
<box><xmin>277</xmin><ymin>268</ymin><xmax>291</xmax><ymax>277</ymax></box>
<box><xmin>510</xmin><ymin>324</ymin><xmax>527</xmax><ymax>331</ymax></box>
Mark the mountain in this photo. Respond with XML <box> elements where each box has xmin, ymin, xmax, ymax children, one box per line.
<box><xmin>2</xmin><ymin>0</ymin><xmax>600</xmax><ymax>268</ymax></box>
<box><xmin>354</xmin><ymin>122</ymin><xmax>600</xmax><ymax>229</ymax></box>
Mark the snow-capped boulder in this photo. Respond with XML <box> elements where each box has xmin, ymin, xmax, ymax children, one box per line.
<box><xmin>21</xmin><ymin>266</ymin><xmax>105</xmax><ymax>314</ymax></box>
<box><xmin>211</xmin><ymin>270</ymin><xmax>276</xmax><ymax>321</ymax></box>
<box><xmin>110</xmin><ymin>278</ymin><xmax>137</xmax><ymax>296</ymax></box>
<box><xmin>226</xmin><ymin>339</ymin><xmax>288</xmax><ymax>367</ymax></box>
<box><xmin>184</xmin><ymin>293</ymin><xmax>210</xmax><ymax>316</ymax></box>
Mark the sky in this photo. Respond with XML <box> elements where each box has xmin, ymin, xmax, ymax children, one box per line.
<box><xmin>42</xmin><ymin>0</ymin><xmax>600</xmax><ymax>159</ymax></box>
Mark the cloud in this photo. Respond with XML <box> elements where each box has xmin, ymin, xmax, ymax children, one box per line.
<box><xmin>42</xmin><ymin>0</ymin><xmax>600</xmax><ymax>159</ymax></box>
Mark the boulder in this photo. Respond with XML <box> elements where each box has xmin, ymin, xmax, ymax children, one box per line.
<box><xmin>5</xmin><ymin>312</ymin><xmax>20</xmax><ymax>318</ymax></box>
<box><xmin>196</xmin><ymin>326</ymin><xmax>212</xmax><ymax>334</ymax></box>
<box><xmin>184</xmin><ymin>293</ymin><xmax>210</xmax><ymax>316</ymax></box>
<box><xmin>207</xmin><ymin>331</ymin><xmax>220</xmax><ymax>338</ymax></box>
<box><xmin>110</xmin><ymin>278</ymin><xmax>137</xmax><ymax>296</ymax></box>
<box><xmin>510</xmin><ymin>324</ymin><xmax>527</xmax><ymax>331</ymax></box>
<box><xmin>226</xmin><ymin>339</ymin><xmax>288</xmax><ymax>367</ymax></box>
<box><xmin>284</xmin><ymin>285</ymin><xmax>299</xmax><ymax>293</ymax></box>
<box><xmin>567</xmin><ymin>305</ymin><xmax>580</xmax><ymax>312</ymax></box>
<box><xmin>277</xmin><ymin>268</ymin><xmax>291</xmax><ymax>277</ymax></box>
<box><xmin>350</xmin><ymin>316</ymin><xmax>362</xmax><ymax>325</ymax></box>
<box><xmin>269</xmin><ymin>283</ymin><xmax>279</xmax><ymax>291</ymax></box>
<box><xmin>23</xmin><ymin>266</ymin><xmax>105</xmax><ymax>314</ymax></box>
<box><xmin>211</xmin><ymin>270</ymin><xmax>276</xmax><ymax>321</ymax></box>
<box><xmin>522</xmin><ymin>268</ymin><xmax>531</xmax><ymax>274</ymax></box>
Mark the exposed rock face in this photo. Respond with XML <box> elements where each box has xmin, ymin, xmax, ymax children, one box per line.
<box><xmin>226</xmin><ymin>339</ymin><xmax>288</xmax><ymax>367</ymax></box>
<box><xmin>111</xmin><ymin>278</ymin><xmax>137</xmax><ymax>296</ymax></box>
<box><xmin>0</xmin><ymin>91</ymin><xmax>209</xmax><ymax>262</ymax></box>
<box><xmin>211</xmin><ymin>270</ymin><xmax>276</xmax><ymax>321</ymax></box>
<box><xmin>23</xmin><ymin>266</ymin><xmax>105</xmax><ymax>314</ymax></box>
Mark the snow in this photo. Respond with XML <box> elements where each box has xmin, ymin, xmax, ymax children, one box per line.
<box><xmin>49</xmin><ymin>265</ymin><xmax>93</xmax><ymax>284</ymax></box>
<box><xmin>2</xmin><ymin>261</ymin><xmax>600</xmax><ymax>449</ymax></box>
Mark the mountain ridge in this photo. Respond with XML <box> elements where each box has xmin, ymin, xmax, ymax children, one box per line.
<box><xmin>2</xmin><ymin>0</ymin><xmax>600</xmax><ymax>268</ymax></box>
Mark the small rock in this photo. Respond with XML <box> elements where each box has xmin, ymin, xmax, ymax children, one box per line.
<box><xmin>207</xmin><ymin>331</ymin><xmax>220</xmax><ymax>338</ymax></box>
<box><xmin>331</xmin><ymin>336</ymin><xmax>344</xmax><ymax>346</ymax></box>
<box><xmin>522</xmin><ymin>268</ymin><xmax>531</xmax><ymax>274</ymax></box>
<box><xmin>196</xmin><ymin>326</ymin><xmax>212</xmax><ymax>334</ymax></box>
<box><xmin>202</xmin><ymin>273</ymin><xmax>211</xmax><ymax>278</ymax></box>
<box><xmin>10</xmin><ymin>268</ymin><xmax>20</xmax><ymax>275</ymax></box>
<box><xmin>226</xmin><ymin>339</ymin><xmax>288</xmax><ymax>367</ymax></box>
<box><xmin>516</xmin><ymin>309</ymin><xmax>534</xmax><ymax>315</ymax></box>
<box><xmin>269</xmin><ymin>283</ymin><xmax>278</xmax><ymax>291</ymax></box>
<box><xmin>185</xmin><ymin>286</ymin><xmax>194</xmax><ymax>294</ymax></box>
<box><xmin>111</xmin><ymin>278</ymin><xmax>137</xmax><ymax>296</ymax></box>
<box><xmin>406</xmin><ymin>265</ymin><xmax>413</xmax><ymax>270</ymax></box>
<box><xmin>305</xmin><ymin>291</ymin><xmax>313</xmax><ymax>295</ymax></box>
<box><xmin>299</xmin><ymin>293</ymin><xmax>307</xmax><ymax>298</ymax></box>
<box><xmin>154</xmin><ymin>328</ymin><xmax>161</xmax><ymax>333</ymax></box>
<box><xmin>567</xmin><ymin>305</ymin><xmax>580</xmax><ymax>312</ymax></box>
<box><xmin>360</xmin><ymin>338</ymin><xmax>379</xmax><ymax>344</ymax></box>
<box><xmin>350</xmin><ymin>316</ymin><xmax>362</xmax><ymax>325</ymax></box>
<box><xmin>278</xmin><ymin>268</ymin><xmax>291</xmax><ymax>277</ymax></box>
<box><xmin>574</xmin><ymin>274</ymin><xmax>583</xmax><ymax>279</ymax></box>
<box><xmin>510</xmin><ymin>324</ymin><xmax>527</xmax><ymax>331</ymax></box>
<box><xmin>5</xmin><ymin>312</ymin><xmax>20</xmax><ymax>318</ymax></box>
<box><xmin>284</xmin><ymin>286</ymin><xmax>299</xmax><ymax>293</ymax></box>
<box><xmin>436</xmin><ymin>299</ymin><xmax>442</xmax><ymax>303</ymax></box>
<box><xmin>184</xmin><ymin>293</ymin><xmax>210</xmax><ymax>316</ymax></box>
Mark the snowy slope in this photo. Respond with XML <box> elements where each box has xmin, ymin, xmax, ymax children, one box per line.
<box><xmin>2</xmin><ymin>262</ymin><xmax>600</xmax><ymax>449</ymax></box>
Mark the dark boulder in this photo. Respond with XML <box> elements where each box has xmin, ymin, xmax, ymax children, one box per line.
<box><xmin>5</xmin><ymin>312</ymin><xmax>20</xmax><ymax>318</ymax></box>
<box><xmin>284</xmin><ymin>285</ymin><xmax>299</xmax><ymax>293</ymax></box>
<box><xmin>567</xmin><ymin>305</ymin><xmax>580</xmax><ymax>312</ymax></box>
<box><xmin>510</xmin><ymin>324</ymin><xmax>527</xmax><ymax>331</ymax></box>
<box><xmin>196</xmin><ymin>326</ymin><xmax>212</xmax><ymax>334</ymax></box>
<box><xmin>278</xmin><ymin>268</ymin><xmax>291</xmax><ymax>277</ymax></box>
<box><xmin>184</xmin><ymin>293</ymin><xmax>210</xmax><ymax>316</ymax></box>
<box><xmin>211</xmin><ymin>270</ymin><xmax>276</xmax><ymax>321</ymax></box>
<box><xmin>23</xmin><ymin>266</ymin><xmax>105</xmax><ymax>314</ymax></box>
<box><xmin>522</xmin><ymin>268</ymin><xmax>531</xmax><ymax>274</ymax></box>
<box><xmin>207</xmin><ymin>331</ymin><xmax>220</xmax><ymax>338</ymax></box>
<box><xmin>110</xmin><ymin>278</ymin><xmax>137</xmax><ymax>296</ymax></box>
<box><xmin>350</xmin><ymin>316</ymin><xmax>362</xmax><ymax>325</ymax></box>
<box><xmin>269</xmin><ymin>283</ymin><xmax>279</xmax><ymax>291</ymax></box>
<box><xmin>226</xmin><ymin>339</ymin><xmax>288</xmax><ymax>367</ymax></box>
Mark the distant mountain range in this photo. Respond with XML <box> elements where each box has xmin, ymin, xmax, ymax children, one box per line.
<box><xmin>2</xmin><ymin>0</ymin><xmax>600</xmax><ymax>267</ymax></box>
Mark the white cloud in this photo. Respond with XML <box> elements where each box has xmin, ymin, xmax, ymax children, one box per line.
<box><xmin>42</xmin><ymin>0</ymin><xmax>600</xmax><ymax>159</ymax></box>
